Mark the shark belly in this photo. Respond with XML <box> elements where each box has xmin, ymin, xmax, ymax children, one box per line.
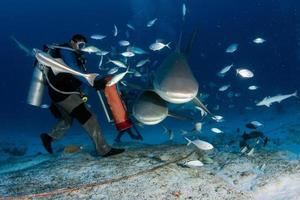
<box><xmin>132</xmin><ymin>91</ymin><xmax>168</xmax><ymax>125</ymax></box>
<box><xmin>153</xmin><ymin>53</ymin><xmax>199</xmax><ymax>104</ymax></box>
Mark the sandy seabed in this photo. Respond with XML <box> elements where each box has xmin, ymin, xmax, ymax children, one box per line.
<box><xmin>0</xmin><ymin>142</ymin><xmax>299</xmax><ymax>200</ymax></box>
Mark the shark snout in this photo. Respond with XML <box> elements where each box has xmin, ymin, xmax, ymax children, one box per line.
<box><xmin>154</xmin><ymin>79</ymin><xmax>198</xmax><ymax>104</ymax></box>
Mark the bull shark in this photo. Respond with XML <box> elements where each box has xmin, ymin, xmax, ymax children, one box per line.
<box><xmin>132</xmin><ymin>91</ymin><xmax>168</xmax><ymax>125</ymax></box>
<box><xmin>33</xmin><ymin>48</ymin><xmax>98</xmax><ymax>86</ymax></box>
<box><xmin>132</xmin><ymin>91</ymin><xmax>193</xmax><ymax>125</ymax></box>
<box><xmin>256</xmin><ymin>91</ymin><xmax>298</xmax><ymax>107</ymax></box>
<box><xmin>10</xmin><ymin>36</ymin><xmax>34</xmax><ymax>57</ymax></box>
<box><xmin>153</xmin><ymin>30</ymin><xmax>212</xmax><ymax>116</ymax></box>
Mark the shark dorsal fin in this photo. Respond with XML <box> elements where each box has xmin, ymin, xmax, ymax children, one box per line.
<box><xmin>175</xmin><ymin>31</ymin><xmax>183</xmax><ymax>53</ymax></box>
<box><xmin>184</xmin><ymin>28</ymin><xmax>199</xmax><ymax>56</ymax></box>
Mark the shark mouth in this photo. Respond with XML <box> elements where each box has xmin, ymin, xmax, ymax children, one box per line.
<box><xmin>153</xmin><ymin>75</ymin><xmax>198</xmax><ymax>104</ymax></box>
<box><xmin>135</xmin><ymin>115</ymin><xmax>167</xmax><ymax>125</ymax></box>
<box><xmin>154</xmin><ymin>85</ymin><xmax>198</xmax><ymax>104</ymax></box>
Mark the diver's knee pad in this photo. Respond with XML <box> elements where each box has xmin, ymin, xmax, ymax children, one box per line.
<box><xmin>71</xmin><ymin>103</ymin><xmax>92</xmax><ymax>124</ymax></box>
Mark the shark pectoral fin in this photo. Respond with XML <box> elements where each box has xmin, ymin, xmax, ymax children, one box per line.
<box><xmin>168</xmin><ymin>111</ymin><xmax>194</xmax><ymax>121</ymax></box>
<box><xmin>192</xmin><ymin>97</ymin><xmax>213</xmax><ymax>116</ymax></box>
<box><xmin>184</xmin><ymin>137</ymin><xmax>192</xmax><ymax>145</ymax></box>
<box><xmin>162</xmin><ymin>125</ymin><xmax>168</xmax><ymax>134</ymax></box>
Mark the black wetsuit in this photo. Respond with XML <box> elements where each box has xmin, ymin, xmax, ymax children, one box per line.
<box><xmin>46</xmin><ymin>43</ymin><xmax>85</xmax><ymax>102</ymax></box>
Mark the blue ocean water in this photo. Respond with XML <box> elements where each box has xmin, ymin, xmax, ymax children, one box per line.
<box><xmin>0</xmin><ymin>0</ymin><xmax>300</xmax><ymax>158</ymax></box>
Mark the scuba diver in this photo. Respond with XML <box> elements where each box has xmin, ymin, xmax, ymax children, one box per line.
<box><xmin>239</xmin><ymin>130</ymin><xmax>269</xmax><ymax>150</ymax></box>
<box><xmin>36</xmin><ymin>34</ymin><xmax>124</xmax><ymax>157</ymax></box>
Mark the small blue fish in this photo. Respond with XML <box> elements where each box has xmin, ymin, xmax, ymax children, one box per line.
<box><xmin>225</xmin><ymin>43</ymin><xmax>238</xmax><ymax>53</ymax></box>
<box><xmin>147</xmin><ymin>18</ymin><xmax>158</xmax><ymax>27</ymax></box>
<box><xmin>127</xmin><ymin>46</ymin><xmax>147</xmax><ymax>54</ymax></box>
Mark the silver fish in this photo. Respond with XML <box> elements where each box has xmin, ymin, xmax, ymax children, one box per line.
<box><xmin>225</xmin><ymin>43</ymin><xmax>238</xmax><ymax>53</ymax></box>
<box><xmin>107</xmin><ymin>58</ymin><xmax>127</xmax><ymax>68</ymax></box>
<box><xmin>136</xmin><ymin>59</ymin><xmax>150</xmax><ymax>68</ymax></box>
<box><xmin>218</xmin><ymin>84</ymin><xmax>231</xmax><ymax>92</ymax></box>
<box><xmin>106</xmin><ymin>68</ymin><xmax>130</xmax><ymax>86</ymax></box>
<box><xmin>182</xmin><ymin>3</ymin><xmax>186</xmax><ymax>21</ymax></box>
<box><xmin>185</xmin><ymin>137</ymin><xmax>214</xmax><ymax>150</ymax></box>
<box><xmin>121</xmin><ymin>51</ymin><xmax>135</xmax><ymax>57</ymax></box>
<box><xmin>147</xmin><ymin>18</ymin><xmax>158</xmax><ymax>27</ymax></box>
<box><xmin>248</xmin><ymin>85</ymin><xmax>259</xmax><ymax>90</ymax></box>
<box><xmin>236</xmin><ymin>68</ymin><xmax>254</xmax><ymax>78</ymax></box>
<box><xmin>149</xmin><ymin>42</ymin><xmax>171</xmax><ymax>51</ymax></box>
<box><xmin>113</xmin><ymin>24</ymin><xmax>118</xmax><ymax>37</ymax></box>
<box><xmin>81</xmin><ymin>46</ymin><xmax>100</xmax><ymax>54</ymax></box>
<box><xmin>211</xmin><ymin>128</ymin><xmax>223</xmax><ymax>134</ymax></box>
<box><xmin>253</xmin><ymin>37</ymin><xmax>266</xmax><ymax>44</ymax></box>
<box><xmin>184</xmin><ymin>160</ymin><xmax>204</xmax><ymax>168</ymax></box>
<box><xmin>119</xmin><ymin>40</ymin><xmax>130</xmax><ymax>46</ymax></box>
<box><xmin>107</xmin><ymin>67</ymin><xmax>119</xmax><ymax>75</ymax></box>
<box><xmin>128</xmin><ymin>46</ymin><xmax>147</xmax><ymax>54</ymax></box>
<box><xmin>217</xmin><ymin>64</ymin><xmax>233</xmax><ymax>77</ymax></box>
<box><xmin>90</xmin><ymin>34</ymin><xmax>106</xmax><ymax>40</ymax></box>
<box><xmin>98</xmin><ymin>55</ymin><xmax>104</xmax><ymax>68</ymax></box>
<box><xmin>126</xmin><ymin>24</ymin><xmax>135</xmax><ymax>30</ymax></box>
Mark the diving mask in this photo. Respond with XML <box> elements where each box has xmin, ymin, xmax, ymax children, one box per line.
<box><xmin>76</xmin><ymin>41</ymin><xmax>86</xmax><ymax>50</ymax></box>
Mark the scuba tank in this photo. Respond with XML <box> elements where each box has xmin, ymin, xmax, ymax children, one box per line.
<box><xmin>27</xmin><ymin>43</ymin><xmax>87</xmax><ymax>107</ymax></box>
<box><xmin>27</xmin><ymin>65</ymin><xmax>45</xmax><ymax>107</ymax></box>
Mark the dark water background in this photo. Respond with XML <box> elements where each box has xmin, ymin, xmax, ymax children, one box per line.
<box><xmin>0</xmin><ymin>0</ymin><xmax>299</xmax><ymax>139</ymax></box>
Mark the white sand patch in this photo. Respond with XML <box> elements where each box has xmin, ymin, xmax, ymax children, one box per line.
<box><xmin>254</xmin><ymin>175</ymin><xmax>300</xmax><ymax>200</ymax></box>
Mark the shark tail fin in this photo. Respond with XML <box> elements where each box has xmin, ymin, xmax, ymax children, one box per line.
<box><xmin>86</xmin><ymin>73</ymin><xmax>99</xmax><ymax>86</ymax></box>
<box><xmin>184</xmin><ymin>137</ymin><xmax>192</xmax><ymax>146</ymax></box>
<box><xmin>162</xmin><ymin>125</ymin><xmax>168</xmax><ymax>134</ymax></box>
<box><xmin>184</xmin><ymin>27</ymin><xmax>199</xmax><ymax>56</ymax></box>
<box><xmin>10</xmin><ymin>35</ymin><xmax>17</xmax><ymax>42</ymax></box>
<box><xmin>293</xmin><ymin>90</ymin><xmax>299</xmax><ymax>99</ymax></box>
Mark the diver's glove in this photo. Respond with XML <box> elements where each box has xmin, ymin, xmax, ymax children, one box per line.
<box><xmin>93</xmin><ymin>77</ymin><xmax>109</xmax><ymax>90</ymax></box>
